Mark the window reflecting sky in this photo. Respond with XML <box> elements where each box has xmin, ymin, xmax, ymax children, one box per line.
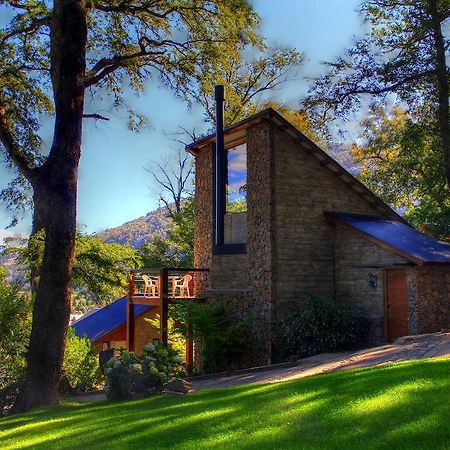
<box><xmin>227</xmin><ymin>143</ymin><xmax>247</xmax><ymax>212</ymax></box>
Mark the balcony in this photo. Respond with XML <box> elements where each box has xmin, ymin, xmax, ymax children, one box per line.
<box><xmin>128</xmin><ymin>268</ymin><xmax>209</xmax><ymax>305</ymax></box>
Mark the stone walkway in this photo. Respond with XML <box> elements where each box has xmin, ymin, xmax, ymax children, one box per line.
<box><xmin>70</xmin><ymin>332</ymin><xmax>450</xmax><ymax>402</ymax></box>
<box><xmin>188</xmin><ymin>332</ymin><xmax>450</xmax><ymax>391</ymax></box>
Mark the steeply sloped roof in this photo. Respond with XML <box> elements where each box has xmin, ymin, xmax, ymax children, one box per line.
<box><xmin>71</xmin><ymin>296</ymin><xmax>151</xmax><ymax>342</ymax></box>
<box><xmin>186</xmin><ymin>108</ymin><xmax>402</xmax><ymax>222</ymax></box>
<box><xmin>327</xmin><ymin>212</ymin><xmax>450</xmax><ymax>265</ymax></box>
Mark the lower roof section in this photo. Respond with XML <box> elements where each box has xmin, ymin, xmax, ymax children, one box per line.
<box><xmin>327</xmin><ymin>212</ymin><xmax>450</xmax><ymax>265</ymax></box>
<box><xmin>71</xmin><ymin>296</ymin><xmax>151</xmax><ymax>342</ymax></box>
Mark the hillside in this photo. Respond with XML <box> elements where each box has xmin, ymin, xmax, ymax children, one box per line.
<box><xmin>97</xmin><ymin>205</ymin><xmax>172</xmax><ymax>248</ymax></box>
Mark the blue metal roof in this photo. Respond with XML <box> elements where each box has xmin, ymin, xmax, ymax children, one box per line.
<box><xmin>71</xmin><ymin>296</ymin><xmax>151</xmax><ymax>342</ymax></box>
<box><xmin>328</xmin><ymin>212</ymin><xmax>450</xmax><ymax>264</ymax></box>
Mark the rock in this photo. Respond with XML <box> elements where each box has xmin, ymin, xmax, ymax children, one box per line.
<box><xmin>164</xmin><ymin>378</ymin><xmax>191</xmax><ymax>394</ymax></box>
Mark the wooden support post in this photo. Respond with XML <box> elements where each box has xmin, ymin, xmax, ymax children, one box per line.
<box><xmin>127</xmin><ymin>301</ymin><xmax>135</xmax><ymax>352</ymax></box>
<box><xmin>160</xmin><ymin>268</ymin><xmax>169</xmax><ymax>347</ymax></box>
<box><xmin>185</xmin><ymin>324</ymin><xmax>194</xmax><ymax>374</ymax></box>
<box><xmin>127</xmin><ymin>271</ymin><xmax>135</xmax><ymax>352</ymax></box>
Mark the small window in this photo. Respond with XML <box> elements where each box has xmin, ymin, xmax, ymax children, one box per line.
<box><xmin>226</xmin><ymin>143</ymin><xmax>247</xmax><ymax>213</ymax></box>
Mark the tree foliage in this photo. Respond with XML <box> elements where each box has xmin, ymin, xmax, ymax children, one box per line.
<box><xmin>192</xmin><ymin>48</ymin><xmax>303</xmax><ymax>126</ymax></box>
<box><xmin>2</xmin><ymin>232</ymin><xmax>141</xmax><ymax>305</ymax></box>
<box><xmin>307</xmin><ymin>0</ymin><xmax>450</xmax><ymax>187</ymax></box>
<box><xmin>61</xmin><ymin>327</ymin><xmax>101</xmax><ymax>393</ymax></box>
<box><xmin>140</xmin><ymin>197</ymin><xmax>194</xmax><ymax>268</ymax></box>
<box><xmin>0</xmin><ymin>268</ymin><xmax>32</xmax><ymax>406</ymax></box>
<box><xmin>351</xmin><ymin>106</ymin><xmax>450</xmax><ymax>239</ymax></box>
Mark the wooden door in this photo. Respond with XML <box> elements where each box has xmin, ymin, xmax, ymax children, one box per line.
<box><xmin>385</xmin><ymin>269</ymin><xmax>408</xmax><ymax>341</ymax></box>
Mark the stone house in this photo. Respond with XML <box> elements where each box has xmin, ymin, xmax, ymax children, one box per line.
<box><xmin>186</xmin><ymin>107</ymin><xmax>450</xmax><ymax>368</ymax></box>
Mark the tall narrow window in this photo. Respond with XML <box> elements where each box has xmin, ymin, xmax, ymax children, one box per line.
<box><xmin>226</xmin><ymin>143</ymin><xmax>247</xmax><ymax>213</ymax></box>
<box><xmin>223</xmin><ymin>142</ymin><xmax>247</xmax><ymax>246</ymax></box>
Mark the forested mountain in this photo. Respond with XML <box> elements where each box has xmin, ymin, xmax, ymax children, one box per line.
<box><xmin>96</xmin><ymin>205</ymin><xmax>172</xmax><ymax>248</ymax></box>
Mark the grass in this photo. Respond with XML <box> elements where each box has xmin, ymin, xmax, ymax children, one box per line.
<box><xmin>1</xmin><ymin>358</ymin><xmax>450</xmax><ymax>450</ymax></box>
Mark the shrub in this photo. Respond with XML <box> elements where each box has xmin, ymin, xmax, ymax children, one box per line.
<box><xmin>104</xmin><ymin>343</ymin><xmax>184</xmax><ymax>401</ymax></box>
<box><xmin>274</xmin><ymin>297</ymin><xmax>367</xmax><ymax>363</ymax></box>
<box><xmin>0</xmin><ymin>269</ymin><xmax>32</xmax><ymax>411</ymax></box>
<box><xmin>172</xmin><ymin>301</ymin><xmax>250</xmax><ymax>374</ymax></box>
<box><xmin>61</xmin><ymin>327</ymin><xmax>102</xmax><ymax>393</ymax></box>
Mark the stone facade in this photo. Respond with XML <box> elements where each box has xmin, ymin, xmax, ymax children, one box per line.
<box><xmin>412</xmin><ymin>266</ymin><xmax>450</xmax><ymax>334</ymax></box>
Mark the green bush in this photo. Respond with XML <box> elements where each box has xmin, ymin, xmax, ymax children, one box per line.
<box><xmin>104</xmin><ymin>343</ymin><xmax>184</xmax><ymax>401</ymax></box>
<box><xmin>274</xmin><ymin>298</ymin><xmax>367</xmax><ymax>363</ymax></box>
<box><xmin>61</xmin><ymin>328</ymin><xmax>102</xmax><ymax>393</ymax></box>
<box><xmin>0</xmin><ymin>269</ymin><xmax>32</xmax><ymax>410</ymax></box>
<box><xmin>172</xmin><ymin>301</ymin><xmax>250</xmax><ymax>374</ymax></box>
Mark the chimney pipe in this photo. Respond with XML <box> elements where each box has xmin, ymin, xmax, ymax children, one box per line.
<box><xmin>215</xmin><ymin>85</ymin><xmax>225</xmax><ymax>246</ymax></box>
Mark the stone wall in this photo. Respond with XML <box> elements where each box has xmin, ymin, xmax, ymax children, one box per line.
<box><xmin>412</xmin><ymin>266</ymin><xmax>450</xmax><ymax>334</ymax></box>
<box><xmin>211</xmin><ymin>254</ymin><xmax>248</xmax><ymax>289</ymax></box>
<box><xmin>194</xmin><ymin>143</ymin><xmax>214</xmax><ymax>271</ymax></box>
<box><xmin>246</xmin><ymin>123</ymin><xmax>276</xmax><ymax>364</ymax></box>
<box><xmin>333</xmin><ymin>225</ymin><xmax>411</xmax><ymax>343</ymax></box>
<box><xmin>273</xmin><ymin>128</ymin><xmax>385</xmax><ymax>320</ymax></box>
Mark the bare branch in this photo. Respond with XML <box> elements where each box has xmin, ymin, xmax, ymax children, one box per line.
<box><xmin>146</xmin><ymin>149</ymin><xmax>193</xmax><ymax>220</ymax></box>
<box><xmin>82</xmin><ymin>113</ymin><xmax>109</xmax><ymax>121</ymax></box>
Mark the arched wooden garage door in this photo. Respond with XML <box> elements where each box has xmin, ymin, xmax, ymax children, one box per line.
<box><xmin>385</xmin><ymin>269</ymin><xmax>409</xmax><ymax>341</ymax></box>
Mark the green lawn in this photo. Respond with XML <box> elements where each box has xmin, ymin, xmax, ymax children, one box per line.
<box><xmin>2</xmin><ymin>358</ymin><xmax>450</xmax><ymax>450</ymax></box>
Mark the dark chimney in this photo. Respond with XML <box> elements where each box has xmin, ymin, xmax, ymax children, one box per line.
<box><xmin>215</xmin><ymin>85</ymin><xmax>225</xmax><ymax>246</ymax></box>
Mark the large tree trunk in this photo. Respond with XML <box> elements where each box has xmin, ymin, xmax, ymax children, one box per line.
<box><xmin>428</xmin><ymin>0</ymin><xmax>450</xmax><ymax>189</ymax></box>
<box><xmin>11</xmin><ymin>0</ymin><xmax>87</xmax><ymax>414</ymax></box>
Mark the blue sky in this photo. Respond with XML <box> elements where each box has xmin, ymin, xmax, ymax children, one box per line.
<box><xmin>0</xmin><ymin>0</ymin><xmax>364</xmax><ymax>238</ymax></box>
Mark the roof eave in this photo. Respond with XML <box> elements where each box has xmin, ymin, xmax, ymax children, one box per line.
<box><xmin>325</xmin><ymin>212</ymin><xmax>424</xmax><ymax>266</ymax></box>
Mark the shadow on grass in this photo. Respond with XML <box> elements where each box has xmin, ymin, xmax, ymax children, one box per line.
<box><xmin>1</xmin><ymin>358</ymin><xmax>450</xmax><ymax>450</ymax></box>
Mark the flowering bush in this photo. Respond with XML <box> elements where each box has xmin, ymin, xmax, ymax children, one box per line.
<box><xmin>104</xmin><ymin>343</ymin><xmax>185</xmax><ymax>401</ymax></box>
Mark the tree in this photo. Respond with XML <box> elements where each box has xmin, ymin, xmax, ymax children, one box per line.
<box><xmin>72</xmin><ymin>234</ymin><xmax>141</xmax><ymax>305</ymax></box>
<box><xmin>146</xmin><ymin>149</ymin><xmax>194</xmax><ymax>221</ymax></box>
<box><xmin>140</xmin><ymin>197</ymin><xmax>194</xmax><ymax>268</ymax></box>
<box><xmin>2</xmin><ymin>232</ymin><xmax>141</xmax><ymax>304</ymax></box>
<box><xmin>192</xmin><ymin>47</ymin><xmax>303</xmax><ymax>126</ymax></box>
<box><xmin>307</xmin><ymin>0</ymin><xmax>450</xmax><ymax>188</ymax></box>
<box><xmin>350</xmin><ymin>106</ymin><xmax>450</xmax><ymax>239</ymax></box>
<box><xmin>0</xmin><ymin>0</ymin><xmax>266</xmax><ymax>412</ymax></box>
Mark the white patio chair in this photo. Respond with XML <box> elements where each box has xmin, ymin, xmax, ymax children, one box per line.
<box><xmin>172</xmin><ymin>274</ymin><xmax>192</xmax><ymax>298</ymax></box>
<box><xmin>142</xmin><ymin>274</ymin><xmax>158</xmax><ymax>297</ymax></box>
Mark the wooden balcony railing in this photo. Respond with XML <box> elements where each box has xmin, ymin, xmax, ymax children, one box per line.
<box><xmin>128</xmin><ymin>268</ymin><xmax>209</xmax><ymax>303</ymax></box>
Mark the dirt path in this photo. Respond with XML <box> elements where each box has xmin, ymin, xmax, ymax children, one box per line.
<box><xmin>188</xmin><ymin>332</ymin><xmax>450</xmax><ymax>391</ymax></box>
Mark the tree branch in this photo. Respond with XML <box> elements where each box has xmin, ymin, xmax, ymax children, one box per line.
<box><xmin>0</xmin><ymin>92</ymin><xmax>36</xmax><ymax>181</ymax></box>
<box><xmin>0</xmin><ymin>16</ymin><xmax>50</xmax><ymax>47</ymax></box>
<box><xmin>82</xmin><ymin>113</ymin><xmax>109</xmax><ymax>121</ymax></box>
